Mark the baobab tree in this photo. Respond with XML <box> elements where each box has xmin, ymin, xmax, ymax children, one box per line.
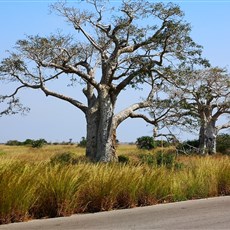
<box><xmin>0</xmin><ymin>1</ymin><xmax>206</xmax><ymax>161</ymax></box>
<box><xmin>161</xmin><ymin>67</ymin><xmax>230</xmax><ymax>154</ymax></box>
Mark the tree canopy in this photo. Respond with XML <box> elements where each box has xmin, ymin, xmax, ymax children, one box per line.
<box><xmin>150</xmin><ymin>67</ymin><xmax>230</xmax><ymax>154</ymax></box>
<box><xmin>0</xmin><ymin>0</ymin><xmax>208</xmax><ymax>161</ymax></box>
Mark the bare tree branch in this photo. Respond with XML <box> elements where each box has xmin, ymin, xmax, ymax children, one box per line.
<box><xmin>216</xmin><ymin>122</ymin><xmax>230</xmax><ymax>131</ymax></box>
<box><xmin>40</xmin><ymin>84</ymin><xmax>87</xmax><ymax>113</ymax></box>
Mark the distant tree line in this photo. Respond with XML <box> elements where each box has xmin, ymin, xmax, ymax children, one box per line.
<box><xmin>5</xmin><ymin>139</ymin><xmax>48</xmax><ymax>148</ymax></box>
<box><xmin>136</xmin><ymin>134</ymin><xmax>230</xmax><ymax>155</ymax></box>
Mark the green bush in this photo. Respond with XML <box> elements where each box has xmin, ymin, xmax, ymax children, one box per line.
<box><xmin>156</xmin><ymin>151</ymin><xmax>175</xmax><ymax>167</ymax></box>
<box><xmin>177</xmin><ymin>139</ymin><xmax>200</xmax><ymax>154</ymax></box>
<box><xmin>31</xmin><ymin>139</ymin><xmax>47</xmax><ymax>148</ymax></box>
<box><xmin>5</xmin><ymin>138</ymin><xmax>48</xmax><ymax>147</ymax></box>
<box><xmin>5</xmin><ymin>140</ymin><xmax>21</xmax><ymax>146</ymax></box>
<box><xmin>185</xmin><ymin>139</ymin><xmax>200</xmax><ymax>148</ymax></box>
<box><xmin>154</xmin><ymin>140</ymin><xmax>171</xmax><ymax>147</ymax></box>
<box><xmin>155</xmin><ymin>151</ymin><xmax>183</xmax><ymax>169</ymax></box>
<box><xmin>118</xmin><ymin>155</ymin><xmax>129</xmax><ymax>164</ymax></box>
<box><xmin>216</xmin><ymin>134</ymin><xmax>230</xmax><ymax>155</ymax></box>
<box><xmin>136</xmin><ymin>136</ymin><xmax>155</xmax><ymax>150</ymax></box>
<box><xmin>23</xmin><ymin>139</ymin><xmax>34</xmax><ymax>146</ymax></box>
<box><xmin>138</xmin><ymin>153</ymin><xmax>155</xmax><ymax>165</ymax></box>
<box><xmin>78</xmin><ymin>137</ymin><xmax>87</xmax><ymax>147</ymax></box>
<box><xmin>177</xmin><ymin>135</ymin><xmax>230</xmax><ymax>155</ymax></box>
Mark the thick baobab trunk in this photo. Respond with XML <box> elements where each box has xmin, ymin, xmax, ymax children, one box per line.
<box><xmin>199</xmin><ymin>121</ymin><xmax>217</xmax><ymax>155</ymax></box>
<box><xmin>85</xmin><ymin>109</ymin><xmax>99</xmax><ymax>160</ymax></box>
<box><xmin>96</xmin><ymin>85</ymin><xmax>117</xmax><ymax>162</ymax></box>
<box><xmin>85</xmin><ymin>85</ymin><xmax>117</xmax><ymax>162</ymax></box>
<box><xmin>199</xmin><ymin>125</ymin><xmax>205</xmax><ymax>154</ymax></box>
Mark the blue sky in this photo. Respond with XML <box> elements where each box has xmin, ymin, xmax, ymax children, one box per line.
<box><xmin>0</xmin><ymin>1</ymin><xmax>229</xmax><ymax>143</ymax></box>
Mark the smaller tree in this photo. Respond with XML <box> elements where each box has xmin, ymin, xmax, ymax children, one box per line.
<box><xmin>136</xmin><ymin>136</ymin><xmax>155</xmax><ymax>150</ymax></box>
<box><xmin>158</xmin><ymin>67</ymin><xmax>230</xmax><ymax>155</ymax></box>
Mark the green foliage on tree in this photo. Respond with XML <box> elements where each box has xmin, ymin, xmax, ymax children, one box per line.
<box><xmin>136</xmin><ymin>136</ymin><xmax>156</xmax><ymax>150</ymax></box>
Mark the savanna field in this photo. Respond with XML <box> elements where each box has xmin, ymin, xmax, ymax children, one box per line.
<box><xmin>0</xmin><ymin>144</ymin><xmax>229</xmax><ymax>225</ymax></box>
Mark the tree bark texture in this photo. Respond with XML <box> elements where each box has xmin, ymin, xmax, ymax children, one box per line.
<box><xmin>85</xmin><ymin>85</ymin><xmax>117</xmax><ymax>162</ymax></box>
<box><xmin>199</xmin><ymin>121</ymin><xmax>217</xmax><ymax>155</ymax></box>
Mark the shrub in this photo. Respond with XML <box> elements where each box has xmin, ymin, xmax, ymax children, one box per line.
<box><xmin>78</xmin><ymin>137</ymin><xmax>87</xmax><ymax>147</ymax></box>
<box><xmin>136</xmin><ymin>136</ymin><xmax>155</xmax><ymax>150</ymax></box>
<box><xmin>118</xmin><ymin>155</ymin><xmax>129</xmax><ymax>164</ymax></box>
<box><xmin>52</xmin><ymin>142</ymin><xmax>59</xmax><ymax>145</ymax></box>
<box><xmin>156</xmin><ymin>151</ymin><xmax>175</xmax><ymax>167</ymax></box>
<box><xmin>177</xmin><ymin>139</ymin><xmax>200</xmax><ymax>154</ymax></box>
<box><xmin>31</xmin><ymin>139</ymin><xmax>47</xmax><ymax>148</ymax></box>
<box><xmin>5</xmin><ymin>140</ymin><xmax>21</xmax><ymax>146</ymax></box>
<box><xmin>216</xmin><ymin>134</ymin><xmax>230</xmax><ymax>155</ymax></box>
<box><xmin>177</xmin><ymin>135</ymin><xmax>230</xmax><ymax>155</ymax></box>
<box><xmin>155</xmin><ymin>151</ymin><xmax>183</xmax><ymax>169</ymax></box>
<box><xmin>23</xmin><ymin>139</ymin><xmax>34</xmax><ymax>146</ymax></box>
<box><xmin>138</xmin><ymin>153</ymin><xmax>156</xmax><ymax>166</ymax></box>
<box><xmin>50</xmin><ymin>152</ymin><xmax>78</xmax><ymax>165</ymax></box>
<box><xmin>185</xmin><ymin>139</ymin><xmax>200</xmax><ymax>148</ymax></box>
<box><xmin>5</xmin><ymin>138</ymin><xmax>48</xmax><ymax>148</ymax></box>
<box><xmin>154</xmin><ymin>140</ymin><xmax>171</xmax><ymax>148</ymax></box>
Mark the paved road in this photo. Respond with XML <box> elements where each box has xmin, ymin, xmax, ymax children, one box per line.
<box><xmin>1</xmin><ymin>196</ymin><xmax>229</xmax><ymax>230</ymax></box>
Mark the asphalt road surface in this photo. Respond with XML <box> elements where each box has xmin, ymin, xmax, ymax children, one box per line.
<box><xmin>1</xmin><ymin>196</ymin><xmax>229</xmax><ymax>230</ymax></box>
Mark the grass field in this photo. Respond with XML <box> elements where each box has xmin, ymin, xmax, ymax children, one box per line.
<box><xmin>0</xmin><ymin>144</ymin><xmax>229</xmax><ymax>224</ymax></box>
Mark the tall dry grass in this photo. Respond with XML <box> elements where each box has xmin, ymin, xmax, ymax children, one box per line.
<box><xmin>0</xmin><ymin>145</ymin><xmax>229</xmax><ymax>224</ymax></box>
<box><xmin>0</xmin><ymin>160</ymin><xmax>39</xmax><ymax>224</ymax></box>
